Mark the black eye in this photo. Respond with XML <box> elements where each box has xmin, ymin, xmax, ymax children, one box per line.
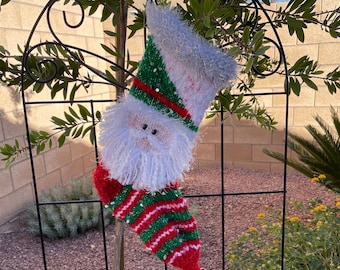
<box><xmin>151</xmin><ymin>129</ymin><xmax>158</xmax><ymax>135</ymax></box>
<box><xmin>142</xmin><ymin>124</ymin><xmax>148</xmax><ymax>130</ymax></box>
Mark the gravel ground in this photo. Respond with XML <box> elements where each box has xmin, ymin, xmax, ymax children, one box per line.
<box><xmin>0</xmin><ymin>167</ymin><xmax>337</xmax><ymax>270</ymax></box>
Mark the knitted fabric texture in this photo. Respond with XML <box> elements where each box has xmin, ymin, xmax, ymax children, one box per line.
<box><xmin>130</xmin><ymin>36</ymin><xmax>198</xmax><ymax>132</ymax></box>
<box><xmin>93</xmin><ymin>164</ymin><xmax>201</xmax><ymax>270</ymax></box>
<box><xmin>145</xmin><ymin>1</ymin><xmax>236</xmax><ymax>127</ymax></box>
<box><xmin>128</xmin><ymin>1</ymin><xmax>236</xmax><ymax>131</ymax></box>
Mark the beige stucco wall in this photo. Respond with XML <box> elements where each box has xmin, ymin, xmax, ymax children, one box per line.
<box><xmin>193</xmin><ymin>0</ymin><xmax>340</xmax><ymax>173</ymax></box>
<box><xmin>0</xmin><ymin>0</ymin><xmax>339</xmax><ymax>226</ymax></box>
<box><xmin>0</xmin><ymin>0</ymin><xmax>111</xmax><ymax>227</ymax></box>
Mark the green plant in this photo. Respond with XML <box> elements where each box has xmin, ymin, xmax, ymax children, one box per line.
<box><xmin>1</xmin><ymin>0</ymin><xmax>340</xmax><ymax>166</ymax></box>
<box><xmin>227</xmin><ymin>198</ymin><xmax>340</xmax><ymax>270</ymax></box>
<box><xmin>264</xmin><ymin>107</ymin><xmax>340</xmax><ymax>193</ymax></box>
<box><xmin>26</xmin><ymin>177</ymin><xmax>114</xmax><ymax>239</ymax></box>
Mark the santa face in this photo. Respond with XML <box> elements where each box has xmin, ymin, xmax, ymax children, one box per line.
<box><xmin>99</xmin><ymin>96</ymin><xmax>196</xmax><ymax>192</ymax></box>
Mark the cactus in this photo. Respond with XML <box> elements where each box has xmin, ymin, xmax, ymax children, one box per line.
<box><xmin>26</xmin><ymin>176</ymin><xmax>114</xmax><ymax>239</ymax></box>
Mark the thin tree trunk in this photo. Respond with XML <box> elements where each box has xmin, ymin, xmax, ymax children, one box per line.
<box><xmin>114</xmin><ymin>1</ymin><xmax>128</xmax><ymax>270</ymax></box>
<box><xmin>114</xmin><ymin>220</ymin><xmax>125</xmax><ymax>270</ymax></box>
<box><xmin>116</xmin><ymin>0</ymin><xmax>128</xmax><ymax>98</ymax></box>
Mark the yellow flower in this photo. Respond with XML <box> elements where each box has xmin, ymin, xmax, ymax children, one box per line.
<box><xmin>336</xmin><ymin>201</ymin><xmax>340</xmax><ymax>208</ymax></box>
<box><xmin>318</xmin><ymin>174</ymin><xmax>326</xmax><ymax>179</ymax></box>
<box><xmin>310</xmin><ymin>204</ymin><xmax>327</xmax><ymax>214</ymax></box>
<box><xmin>288</xmin><ymin>216</ymin><xmax>299</xmax><ymax>222</ymax></box>
<box><xmin>316</xmin><ymin>221</ymin><xmax>323</xmax><ymax>228</ymax></box>
<box><xmin>272</xmin><ymin>239</ymin><xmax>280</xmax><ymax>245</ymax></box>
<box><xmin>257</xmin><ymin>213</ymin><xmax>265</xmax><ymax>219</ymax></box>
<box><xmin>248</xmin><ymin>226</ymin><xmax>257</xmax><ymax>232</ymax></box>
<box><xmin>311</xmin><ymin>177</ymin><xmax>319</xmax><ymax>183</ymax></box>
<box><xmin>261</xmin><ymin>224</ymin><xmax>268</xmax><ymax>229</ymax></box>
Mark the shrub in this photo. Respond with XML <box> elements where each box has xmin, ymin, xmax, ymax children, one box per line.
<box><xmin>26</xmin><ymin>177</ymin><xmax>114</xmax><ymax>239</ymax></box>
<box><xmin>227</xmin><ymin>198</ymin><xmax>340</xmax><ymax>270</ymax></box>
<box><xmin>264</xmin><ymin>107</ymin><xmax>340</xmax><ymax>194</ymax></box>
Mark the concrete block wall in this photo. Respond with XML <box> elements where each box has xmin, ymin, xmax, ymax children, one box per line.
<box><xmin>0</xmin><ymin>1</ymin><xmax>110</xmax><ymax>226</ymax></box>
<box><xmin>193</xmin><ymin>0</ymin><xmax>340</xmax><ymax>173</ymax></box>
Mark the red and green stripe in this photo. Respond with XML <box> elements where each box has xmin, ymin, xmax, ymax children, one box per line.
<box><xmin>105</xmin><ymin>182</ymin><xmax>200</xmax><ymax>265</ymax></box>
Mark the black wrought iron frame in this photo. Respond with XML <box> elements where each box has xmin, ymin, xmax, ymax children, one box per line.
<box><xmin>20</xmin><ymin>0</ymin><xmax>289</xmax><ymax>269</ymax></box>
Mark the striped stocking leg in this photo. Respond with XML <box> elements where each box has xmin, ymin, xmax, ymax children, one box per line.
<box><xmin>93</xmin><ymin>164</ymin><xmax>201</xmax><ymax>270</ymax></box>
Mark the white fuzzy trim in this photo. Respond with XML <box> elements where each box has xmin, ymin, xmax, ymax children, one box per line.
<box><xmin>99</xmin><ymin>96</ymin><xmax>197</xmax><ymax>192</ymax></box>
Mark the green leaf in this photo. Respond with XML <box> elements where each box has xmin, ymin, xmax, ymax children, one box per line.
<box><xmin>203</xmin><ymin>16</ymin><xmax>210</xmax><ymax>28</ymax></box>
<box><xmin>82</xmin><ymin>125</ymin><xmax>92</xmax><ymax>138</ymax></box>
<box><xmin>33</xmin><ymin>82</ymin><xmax>44</xmax><ymax>93</ymax></box>
<box><xmin>245</xmin><ymin>57</ymin><xmax>254</xmax><ymax>73</ymax></box>
<box><xmin>231</xmin><ymin>94</ymin><xmax>244</xmax><ymax>112</ymax></box>
<box><xmin>104</xmin><ymin>30</ymin><xmax>117</xmax><ymax>37</ymax></box>
<box><xmin>0</xmin><ymin>0</ymin><xmax>11</xmax><ymax>6</ymax></box>
<box><xmin>205</xmin><ymin>27</ymin><xmax>216</xmax><ymax>38</ymax></box>
<box><xmin>58</xmin><ymin>133</ymin><xmax>66</xmax><ymax>148</ymax></box>
<box><xmin>37</xmin><ymin>143</ymin><xmax>46</xmax><ymax>154</ymax></box>
<box><xmin>101</xmin><ymin>6</ymin><xmax>112</xmax><ymax>22</ymax></box>
<box><xmin>251</xmin><ymin>30</ymin><xmax>265</xmax><ymax>51</ymax></box>
<box><xmin>88</xmin><ymin>2</ymin><xmax>99</xmax><ymax>16</ymax></box>
<box><xmin>218</xmin><ymin>93</ymin><xmax>232</xmax><ymax>109</ymax></box>
<box><xmin>72</xmin><ymin>125</ymin><xmax>83</xmax><ymax>139</ymax></box>
<box><xmin>302</xmin><ymin>76</ymin><xmax>318</xmax><ymax>90</ymax></box>
<box><xmin>324</xmin><ymin>81</ymin><xmax>336</xmax><ymax>94</ymax></box>
<box><xmin>242</xmin><ymin>26</ymin><xmax>250</xmax><ymax>44</ymax></box>
<box><xmin>78</xmin><ymin>104</ymin><xmax>91</xmax><ymax>120</ymax></box>
<box><xmin>234</xmin><ymin>105</ymin><xmax>252</xmax><ymax>114</ymax></box>
<box><xmin>289</xmin><ymin>77</ymin><xmax>301</xmax><ymax>96</ymax></box>
<box><xmin>95</xmin><ymin>111</ymin><xmax>102</xmax><ymax>121</ymax></box>
<box><xmin>69</xmin><ymin>83</ymin><xmax>81</xmax><ymax>102</ymax></box>
<box><xmin>295</xmin><ymin>27</ymin><xmax>305</xmax><ymax>42</ymax></box>
<box><xmin>227</xmin><ymin>47</ymin><xmax>241</xmax><ymax>57</ymax></box>
<box><xmin>101</xmin><ymin>44</ymin><xmax>117</xmax><ymax>57</ymax></box>
<box><xmin>51</xmin><ymin>116</ymin><xmax>67</xmax><ymax>127</ymax></box>
<box><xmin>64</xmin><ymin>112</ymin><xmax>76</xmax><ymax>124</ymax></box>
<box><xmin>255</xmin><ymin>46</ymin><xmax>271</xmax><ymax>56</ymax></box>
<box><xmin>189</xmin><ymin>0</ymin><xmax>203</xmax><ymax>14</ymax></box>
<box><xmin>68</xmin><ymin>106</ymin><xmax>80</xmax><ymax>120</ymax></box>
<box><xmin>288</xmin><ymin>0</ymin><xmax>305</xmax><ymax>11</ymax></box>
<box><xmin>89</xmin><ymin>128</ymin><xmax>95</xmax><ymax>145</ymax></box>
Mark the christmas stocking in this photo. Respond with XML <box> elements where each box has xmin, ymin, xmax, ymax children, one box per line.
<box><xmin>93</xmin><ymin>1</ymin><xmax>236</xmax><ymax>270</ymax></box>
<box><xmin>94</xmin><ymin>164</ymin><xmax>200</xmax><ymax>270</ymax></box>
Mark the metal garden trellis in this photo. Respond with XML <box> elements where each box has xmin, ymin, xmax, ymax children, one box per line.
<box><xmin>20</xmin><ymin>0</ymin><xmax>289</xmax><ymax>269</ymax></box>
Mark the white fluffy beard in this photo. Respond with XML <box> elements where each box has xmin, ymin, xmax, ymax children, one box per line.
<box><xmin>99</xmin><ymin>96</ymin><xmax>197</xmax><ymax>192</ymax></box>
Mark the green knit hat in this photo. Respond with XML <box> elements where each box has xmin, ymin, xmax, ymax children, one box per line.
<box><xmin>130</xmin><ymin>36</ymin><xmax>198</xmax><ymax>132</ymax></box>
<box><xmin>129</xmin><ymin>1</ymin><xmax>236</xmax><ymax>133</ymax></box>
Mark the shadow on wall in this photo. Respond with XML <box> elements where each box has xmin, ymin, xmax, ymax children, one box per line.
<box><xmin>0</xmin><ymin>83</ymin><xmax>97</xmax><ymax>227</ymax></box>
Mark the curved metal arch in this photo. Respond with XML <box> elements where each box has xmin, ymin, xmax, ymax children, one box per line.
<box><xmin>22</xmin><ymin>0</ymin><xmax>135</xmax><ymax>90</ymax></box>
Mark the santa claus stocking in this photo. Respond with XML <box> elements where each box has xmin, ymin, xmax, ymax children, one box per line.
<box><xmin>93</xmin><ymin>1</ymin><xmax>236</xmax><ymax>270</ymax></box>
